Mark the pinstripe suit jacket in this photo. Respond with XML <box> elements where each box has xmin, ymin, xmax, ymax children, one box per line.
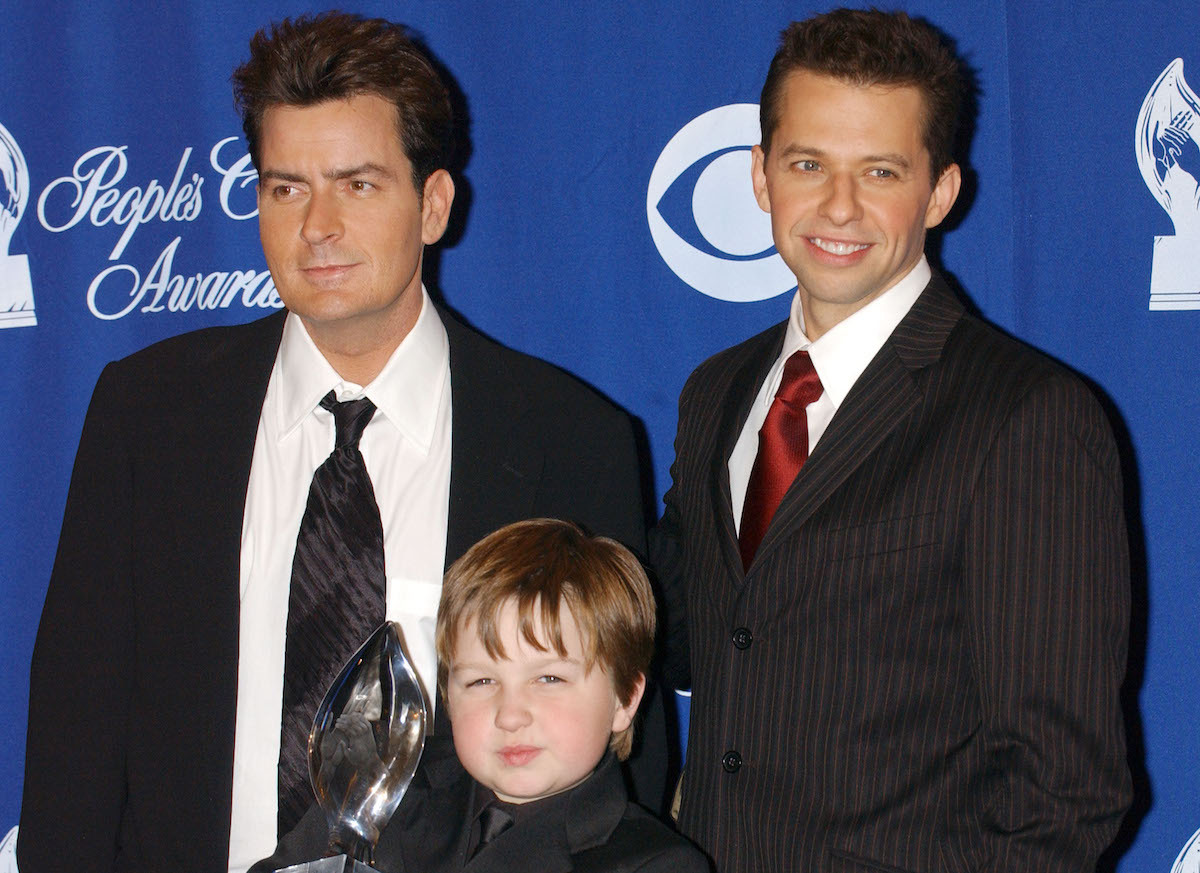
<box><xmin>653</xmin><ymin>274</ymin><xmax>1131</xmax><ymax>873</ymax></box>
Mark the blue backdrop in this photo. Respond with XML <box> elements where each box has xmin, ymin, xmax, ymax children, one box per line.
<box><xmin>2</xmin><ymin>3</ymin><xmax>1197</xmax><ymax>871</ymax></box>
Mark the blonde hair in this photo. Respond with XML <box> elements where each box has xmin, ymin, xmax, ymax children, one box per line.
<box><xmin>437</xmin><ymin>519</ymin><xmax>655</xmax><ymax>759</ymax></box>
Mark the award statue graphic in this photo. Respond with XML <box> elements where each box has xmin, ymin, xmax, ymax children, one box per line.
<box><xmin>1137</xmin><ymin>59</ymin><xmax>1200</xmax><ymax>310</ymax></box>
<box><xmin>0</xmin><ymin>120</ymin><xmax>34</xmax><ymax>328</ymax></box>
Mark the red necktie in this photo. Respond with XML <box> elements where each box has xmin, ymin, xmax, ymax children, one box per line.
<box><xmin>739</xmin><ymin>350</ymin><xmax>823</xmax><ymax>570</ymax></box>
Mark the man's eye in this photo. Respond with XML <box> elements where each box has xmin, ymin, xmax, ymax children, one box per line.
<box><xmin>349</xmin><ymin>180</ymin><xmax>373</xmax><ymax>192</ymax></box>
<box><xmin>274</xmin><ymin>184</ymin><xmax>295</xmax><ymax>197</ymax></box>
<box><xmin>796</xmin><ymin>160</ymin><xmax>820</xmax><ymax>172</ymax></box>
<box><xmin>868</xmin><ymin>168</ymin><xmax>896</xmax><ymax>178</ymax></box>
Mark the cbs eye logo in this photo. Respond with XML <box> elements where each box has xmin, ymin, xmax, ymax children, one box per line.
<box><xmin>646</xmin><ymin>103</ymin><xmax>795</xmax><ymax>303</ymax></box>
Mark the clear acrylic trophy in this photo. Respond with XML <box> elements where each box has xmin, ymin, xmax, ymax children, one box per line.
<box><xmin>276</xmin><ymin>622</ymin><xmax>427</xmax><ymax>873</ymax></box>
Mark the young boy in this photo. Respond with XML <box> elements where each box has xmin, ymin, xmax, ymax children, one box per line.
<box><xmin>254</xmin><ymin>519</ymin><xmax>709</xmax><ymax>872</ymax></box>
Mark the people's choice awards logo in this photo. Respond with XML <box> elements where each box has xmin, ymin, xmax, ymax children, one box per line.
<box><xmin>1137</xmin><ymin>59</ymin><xmax>1200</xmax><ymax>310</ymax></box>
<box><xmin>1173</xmin><ymin>826</ymin><xmax>1200</xmax><ymax>873</ymax></box>
<box><xmin>32</xmin><ymin>137</ymin><xmax>277</xmax><ymax>321</ymax></box>
<box><xmin>647</xmin><ymin>104</ymin><xmax>795</xmax><ymax>302</ymax></box>
<box><xmin>0</xmin><ymin>121</ymin><xmax>35</xmax><ymax>329</ymax></box>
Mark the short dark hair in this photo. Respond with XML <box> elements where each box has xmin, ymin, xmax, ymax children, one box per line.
<box><xmin>437</xmin><ymin>519</ymin><xmax>656</xmax><ymax>760</ymax></box>
<box><xmin>759</xmin><ymin>8</ymin><xmax>963</xmax><ymax>176</ymax></box>
<box><xmin>231</xmin><ymin>11</ymin><xmax>453</xmax><ymax>189</ymax></box>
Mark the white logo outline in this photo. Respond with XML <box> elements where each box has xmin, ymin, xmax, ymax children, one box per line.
<box><xmin>646</xmin><ymin>103</ymin><xmax>795</xmax><ymax>303</ymax></box>
<box><xmin>0</xmin><ymin>120</ymin><xmax>35</xmax><ymax>329</ymax></box>
<box><xmin>1136</xmin><ymin>58</ymin><xmax>1200</xmax><ymax>310</ymax></box>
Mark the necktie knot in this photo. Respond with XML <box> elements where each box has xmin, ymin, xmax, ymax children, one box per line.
<box><xmin>776</xmin><ymin>350</ymin><xmax>822</xmax><ymax>409</ymax></box>
<box><xmin>320</xmin><ymin>391</ymin><xmax>377</xmax><ymax>450</ymax></box>
<box><xmin>472</xmin><ymin>803</ymin><xmax>514</xmax><ymax>858</ymax></box>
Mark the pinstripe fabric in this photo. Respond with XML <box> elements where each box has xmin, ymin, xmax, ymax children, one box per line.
<box><xmin>654</xmin><ymin>275</ymin><xmax>1132</xmax><ymax>873</ymax></box>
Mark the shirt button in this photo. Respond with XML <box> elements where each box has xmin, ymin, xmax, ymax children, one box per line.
<box><xmin>721</xmin><ymin>750</ymin><xmax>742</xmax><ymax>773</ymax></box>
<box><xmin>732</xmin><ymin>627</ymin><xmax>753</xmax><ymax>649</ymax></box>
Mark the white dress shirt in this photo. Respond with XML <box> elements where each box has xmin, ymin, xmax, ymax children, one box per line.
<box><xmin>227</xmin><ymin>288</ymin><xmax>453</xmax><ymax>872</ymax></box>
<box><xmin>728</xmin><ymin>258</ymin><xmax>931</xmax><ymax>531</ymax></box>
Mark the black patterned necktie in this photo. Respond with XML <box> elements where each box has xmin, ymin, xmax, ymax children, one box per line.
<box><xmin>277</xmin><ymin>391</ymin><xmax>386</xmax><ymax>836</ymax></box>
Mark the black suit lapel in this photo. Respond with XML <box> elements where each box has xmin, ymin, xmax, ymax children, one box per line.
<box><xmin>750</xmin><ymin>277</ymin><xmax>964</xmax><ymax>568</ymax></box>
<box><xmin>712</xmin><ymin>324</ymin><xmax>786</xmax><ymax>583</ymax></box>
<box><xmin>389</xmin><ymin>739</ymin><xmax>474</xmax><ymax>873</ymax></box>
<box><xmin>440</xmin><ymin>310</ymin><xmax>542</xmax><ymax>568</ymax></box>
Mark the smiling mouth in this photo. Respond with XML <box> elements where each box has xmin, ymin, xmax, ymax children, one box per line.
<box><xmin>808</xmin><ymin>237</ymin><xmax>871</xmax><ymax>255</ymax></box>
<box><xmin>498</xmin><ymin>746</ymin><xmax>541</xmax><ymax>767</ymax></box>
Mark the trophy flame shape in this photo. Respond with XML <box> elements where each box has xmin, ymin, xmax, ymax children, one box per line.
<box><xmin>1136</xmin><ymin>59</ymin><xmax>1200</xmax><ymax>309</ymax></box>
<box><xmin>278</xmin><ymin>622</ymin><xmax>427</xmax><ymax>873</ymax></box>
<box><xmin>0</xmin><ymin>120</ymin><xmax>35</xmax><ymax>328</ymax></box>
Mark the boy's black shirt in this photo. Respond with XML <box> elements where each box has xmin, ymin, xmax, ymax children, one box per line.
<box><xmin>252</xmin><ymin>736</ymin><xmax>710</xmax><ymax>873</ymax></box>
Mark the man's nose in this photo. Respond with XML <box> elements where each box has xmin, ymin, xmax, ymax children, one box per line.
<box><xmin>300</xmin><ymin>190</ymin><xmax>343</xmax><ymax>245</ymax></box>
<box><xmin>818</xmin><ymin>173</ymin><xmax>863</xmax><ymax>225</ymax></box>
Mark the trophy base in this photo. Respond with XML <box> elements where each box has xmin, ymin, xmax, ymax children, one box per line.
<box><xmin>275</xmin><ymin>856</ymin><xmax>375</xmax><ymax>873</ymax></box>
<box><xmin>1150</xmin><ymin>234</ymin><xmax>1200</xmax><ymax>309</ymax></box>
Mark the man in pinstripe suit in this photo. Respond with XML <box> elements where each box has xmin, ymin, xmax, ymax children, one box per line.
<box><xmin>653</xmin><ymin>9</ymin><xmax>1131</xmax><ymax>873</ymax></box>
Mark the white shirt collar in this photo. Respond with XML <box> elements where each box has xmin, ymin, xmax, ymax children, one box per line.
<box><xmin>272</xmin><ymin>287</ymin><xmax>450</xmax><ymax>453</ymax></box>
<box><xmin>779</xmin><ymin>257</ymin><xmax>931</xmax><ymax>409</ymax></box>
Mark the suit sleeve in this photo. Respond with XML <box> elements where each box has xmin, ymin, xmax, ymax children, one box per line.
<box><xmin>558</xmin><ymin>397</ymin><xmax>647</xmax><ymax>556</ymax></box>
<box><xmin>19</xmin><ymin>363</ymin><xmax>134</xmax><ymax>872</ymax></box>
<box><xmin>965</xmin><ymin>374</ymin><xmax>1132</xmax><ymax>871</ymax></box>
<box><xmin>649</xmin><ymin>366</ymin><xmax>705</xmax><ymax>693</ymax></box>
<box><xmin>649</xmin><ymin>472</ymin><xmax>691</xmax><ymax>693</ymax></box>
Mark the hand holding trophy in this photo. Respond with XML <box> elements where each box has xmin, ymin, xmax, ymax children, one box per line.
<box><xmin>275</xmin><ymin>622</ymin><xmax>427</xmax><ymax>873</ymax></box>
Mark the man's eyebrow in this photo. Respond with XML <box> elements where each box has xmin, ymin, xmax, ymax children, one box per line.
<box><xmin>326</xmin><ymin>162</ymin><xmax>394</xmax><ymax>181</ymax></box>
<box><xmin>258</xmin><ymin>169</ymin><xmax>306</xmax><ymax>183</ymax></box>
<box><xmin>863</xmin><ymin>152</ymin><xmax>912</xmax><ymax>170</ymax></box>
<box><xmin>775</xmin><ymin>143</ymin><xmax>825</xmax><ymax>160</ymax></box>
<box><xmin>771</xmin><ymin>145</ymin><xmax>913</xmax><ymax>170</ymax></box>
<box><xmin>257</xmin><ymin>163</ymin><xmax>397</xmax><ymax>184</ymax></box>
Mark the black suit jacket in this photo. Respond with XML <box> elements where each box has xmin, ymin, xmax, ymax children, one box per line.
<box><xmin>251</xmin><ymin>739</ymin><xmax>710</xmax><ymax>873</ymax></box>
<box><xmin>653</xmin><ymin>276</ymin><xmax>1132</xmax><ymax>873</ymax></box>
<box><xmin>19</xmin><ymin>308</ymin><xmax>652</xmax><ymax>873</ymax></box>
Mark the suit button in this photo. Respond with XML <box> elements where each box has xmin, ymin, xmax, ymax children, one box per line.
<box><xmin>721</xmin><ymin>750</ymin><xmax>742</xmax><ymax>773</ymax></box>
<box><xmin>732</xmin><ymin>627</ymin><xmax>753</xmax><ymax>649</ymax></box>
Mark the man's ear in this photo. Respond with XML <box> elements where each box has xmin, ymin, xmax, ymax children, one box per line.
<box><xmin>421</xmin><ymin>168</ymin><xmax>455</xmax><ymax>245</ymax></box>
<box><xmin>751</xmin><ymin>144</ymin><xmax>772</xmax><ymax>213</ymax></box>
<box><xmin>924</xmin><ymin>162</ymin><xmax>961</xmax><ymax>229</ymax></box>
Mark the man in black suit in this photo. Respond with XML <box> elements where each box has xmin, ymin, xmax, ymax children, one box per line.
<box><xmin>654</xmin><ymin>9</ymin><xmax>1131</xmax><ymax>873</ymax></box>
<box><xmin>19</xmin><ymin>13</ymin><xmax>654</xmax><ymax>873</ymax></box>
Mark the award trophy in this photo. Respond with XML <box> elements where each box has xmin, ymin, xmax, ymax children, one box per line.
<box><xmin>277</xmin><ymin>622</ymin><xmax>428</xmax><ymax>873</ymax></box>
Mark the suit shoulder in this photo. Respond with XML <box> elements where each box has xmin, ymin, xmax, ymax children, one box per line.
<box><xmin>687</xmin><ymin>320</ymin><xmax>784</xmax><ymax>384</ymax></box>
<box><xmin>443</xmin><ymin>309</ymin><xmax>628</xmax><ymax>419</ymax></box>
<box><xmin>105</xmin><ymin>312</ymin><xmax>284</xmax><ymax>385</ymax></box>
<box><xmin>945</xmin><ymin>312</ymin><xmax>1106</xmax><ymax>413</ymax></box>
